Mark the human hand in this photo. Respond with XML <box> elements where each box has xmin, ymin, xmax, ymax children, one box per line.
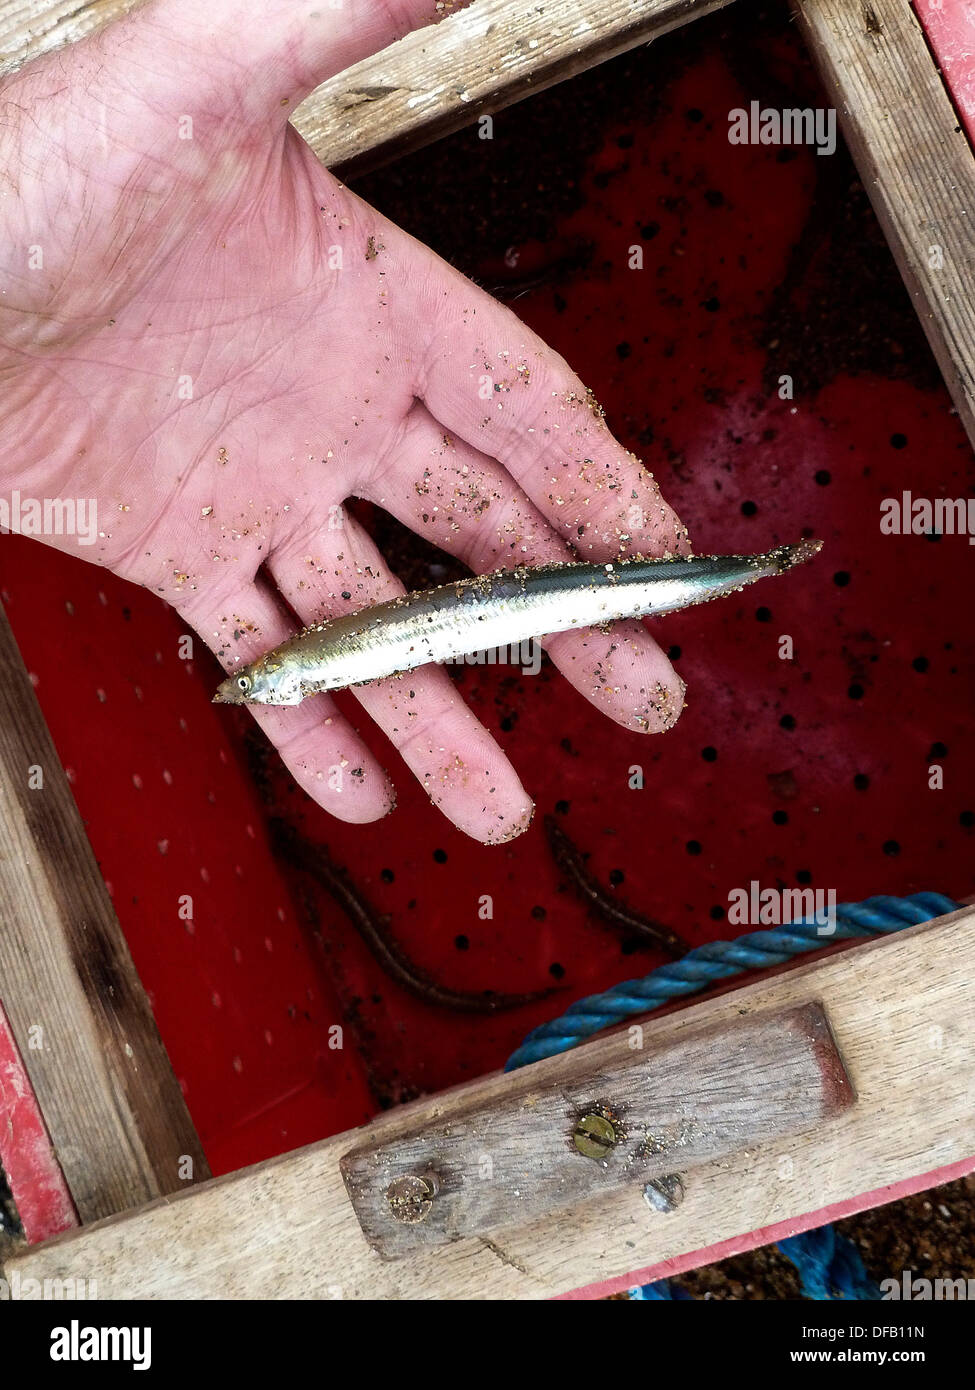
<box><xmin>0</xmin><ymin>0</ymin><xmax>687</xmax><ymax>843</ymax></box>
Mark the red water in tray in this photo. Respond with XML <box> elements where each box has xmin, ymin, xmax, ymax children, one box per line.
<box><xmin>2</xmin><ymin>7</ymin><xmax>972</xmax><ymax>1188</ymax></box>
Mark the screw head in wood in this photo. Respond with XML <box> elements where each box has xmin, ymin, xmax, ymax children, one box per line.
<box><xmin>573</xmin><ymin>1112</ymin><xmax>617</xmax><ymax>1159</ymax></box>
<box><xmin>385</xmin><ymin>1174</ymin><xmax>436</xmax><ymax>1224</ymax></box>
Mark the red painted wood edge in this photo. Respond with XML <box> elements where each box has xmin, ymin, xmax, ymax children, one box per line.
<box><xmin>916</xmin><ymin>0</ymin><xmax>975</xmax><ymax>143</ymax></box>
<box><xmin>561</xmin><ymin>1154</ymin><xmax>975</xmax><ymax>1299</ymax></box>
<box><xmin>0</xmin><ymin>1001</ymin><xmax>77</xmax><ymax>1245</ymax></box>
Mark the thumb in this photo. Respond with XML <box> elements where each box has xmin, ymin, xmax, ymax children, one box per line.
<box><xmin>82</xmin><ymin>0</ymin><xmax>463</xmax><ymax>127</ymax></box>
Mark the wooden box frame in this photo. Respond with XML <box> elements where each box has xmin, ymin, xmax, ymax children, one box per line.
<box><xmin>0</xmin><ymin>0</ymin><xmax>973</xmax><ymax>1299</ymax></box>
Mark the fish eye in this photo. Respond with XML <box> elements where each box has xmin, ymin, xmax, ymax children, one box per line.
<box><xmin>237</xmin><ymin>675</ymin><xmax>252</xmax><ymax>692</ymax></box>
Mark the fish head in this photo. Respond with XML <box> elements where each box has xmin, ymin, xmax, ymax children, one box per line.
<box><xmin>213</xmin><ymin>659</ymin><xmax>301</xmax><ymax>706</ymax></box>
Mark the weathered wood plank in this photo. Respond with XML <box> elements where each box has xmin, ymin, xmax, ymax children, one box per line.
<box><xmin>5</xmin><ymin>907</ymin><xmax>974</xmax><ymax>1299</ymax></box>
<box><xmin>794</xmin><ymin>0</ymin><xmax>975</xmax><ymax>447</ymax></box>
<box><xmin>343</xmin><ymin>1002</ymin><xmax>854</xmax><ymax>1258</ymax></box>
<box><xmin>293</xmin><ymin>0</ymin><xmax>736</xmax><ymax>176</ymax></box>
<box><xmin>0</xmin><ymin>602</ymin><xmax>209</xmax><ymax>1223</ymax></box>
<box><xmin>0</xmin><ymin>0</ymin><xmax>734</xmax><ymax>176</ymax></box>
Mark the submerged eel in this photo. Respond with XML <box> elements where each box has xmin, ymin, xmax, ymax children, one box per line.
<box><xmin>214</xmin><ymin>540</ymin><xmax>822</xmax><ymax>705</ymax></box>
<box><xmin>270</xmin><ymin>819</ymin><xmax>555</xmax><ymax>1013</ymax></box>
<box><xmin>544</xmin><ymin>815</ymin><xmax>690</xmax><ymax>958</ymax></box>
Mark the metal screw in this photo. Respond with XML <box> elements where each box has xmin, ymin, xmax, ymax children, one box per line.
<box><xmin>643</xmin><ymin>1173</ymin><xmax>685</xmax><ymax>1213</ymax></box>
<box><xmin>573</xmin><ymin>1112</ymin><xmax>617</xmax><ymax>1159</ymax></box>
<box><xmin>385</xmin><ymin>1174</ymin><xmax>436</xmax><ymax>1224</ymax></box>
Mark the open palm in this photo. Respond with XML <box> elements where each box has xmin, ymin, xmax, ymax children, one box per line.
<box><xmin>0</xmin><ymin>0</ymin><xmax>687</xmax><ymax>842</ymax></box>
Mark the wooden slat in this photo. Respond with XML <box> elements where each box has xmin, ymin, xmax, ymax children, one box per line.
<box><xmin>343</xmin><ymin>1002</ymin><xmax>854</xmax><ymax>1257</ymax></box>
<box><xmin>0</xmin><ymin>0</ymin><xmax>734</xmax><ymax>176</ymax></box>
<box><xmin>794</xmin><ymin>0</ymin><xmax>975</xmax><ymax>447</ymax></box>
<box><xmin>292</xmin><ymin>0</ymin><xmax>735</xmax><ymax>176</ymax></box>
<box><xmin>5</xmin><ymin>907</ymin><xmax>974</xmax><ymax>1299</ymax></box>
<box><xmin>0</xmin><ymin>0</ymin><xmax>128</xmax><ymax>67</ymax></box>
<box><xmin>0</xmin><ymin>603</ymin><xmax>209</xmax><ymax>1222</ymax></box>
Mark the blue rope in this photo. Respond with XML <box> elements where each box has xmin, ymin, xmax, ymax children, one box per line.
<box><xmin>505</xmin><ymin>890</ymin><xmax>960</xmax><ymax>1301</ymax></box>
<box><xmin>779</xmin><ymin>1227</ymin><xmax>880</xmax><ymax>1300</ymax></box>
<box><xmin>506</xmin><ymin>893</ymin><xmax>957</xmax><ymax>1070</ymax></box>
<box><xmin>629</xmin><ymin>1228</ymin><xmax>882</xmax><ymax>1302</ymax></box>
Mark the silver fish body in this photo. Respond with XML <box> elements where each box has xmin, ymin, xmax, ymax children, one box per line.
<box><xmin>214</xmin><ymin>539</ymin><xmax>821</xmax><ymax>706</ymax></box>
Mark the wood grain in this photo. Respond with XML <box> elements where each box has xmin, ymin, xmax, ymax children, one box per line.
<box><xmin>0</xmin><ymin>0</ymin><xmax>733</xmax><ymax>176</ymax></box>
<box><xmin>795</xmin><ymin>0</ymin><xmax>975</xmax><ymax>447</ymax></box>
<box><xmin>343</xmin><ymin>1002</ymin><xmax>854</xmax><ymax>1257</ymax></box>
<box><xmin>5</xmin><ymin>907</ymin><xmax>974</xmax><ymax>1299</ymax></box>
<box><xmin>0</xmin><ymin>0</ymin><xmax>128</xmax><ymax>68</ymax></box>
<box><xmin>0</xmin><ymin>602</ymin><xmax>209</xmax><ymax>1222</ymax></box>
<box><xmin>293</xmin><ymin>0</ymin><xmax>735</xmax><ymax>177</ymax></box>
